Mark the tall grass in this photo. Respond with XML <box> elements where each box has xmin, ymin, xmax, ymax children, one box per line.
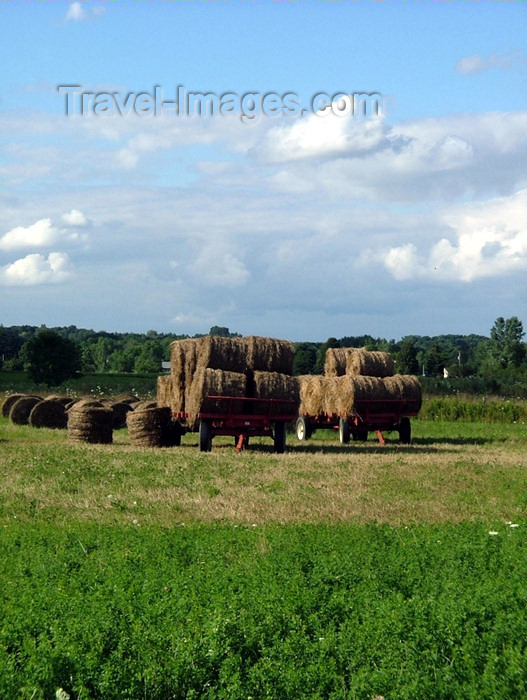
<box><xmin>0</xmin><ymin>371</ymin><xmax>157</xmax><ymax>399</ymax></box>
<box><xmin>420</xmin><ymin>397</ymin><xmax>525</xmax><ymax>423</ymax></box>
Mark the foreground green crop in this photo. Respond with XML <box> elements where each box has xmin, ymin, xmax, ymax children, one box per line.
<box><xmin>1</xmin><ymin>415</ymin><xmax>526</xmax><ymax>698</ymax></box>
<box><xmin>1</xmin><ymin>522</ymin><xmax>526</xmax><ymax>700</ymax></box>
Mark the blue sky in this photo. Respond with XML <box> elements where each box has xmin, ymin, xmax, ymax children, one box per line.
<box><xmin>1</xmin><ymin>0</ymin><xmax>526</xmax><ymax>341</ymax></box>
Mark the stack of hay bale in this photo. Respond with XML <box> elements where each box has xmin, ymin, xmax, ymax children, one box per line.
<box><xmin>157</xmin><ymin>335</ymin><xmax>299</xmax><ymax>427</ymax></box>
<box><xmin>299</xmin><ymin>347</ymin><xmax>421</xmax><ymax>417</ymax></box>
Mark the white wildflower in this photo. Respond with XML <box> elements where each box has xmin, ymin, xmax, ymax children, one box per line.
<box><xmin>488</xmin><ymin>531</ymin><xmax>499</xmax><ymax>536</ymax></box>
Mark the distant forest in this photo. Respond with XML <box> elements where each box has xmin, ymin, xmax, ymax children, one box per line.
<box><xmin>0</xmin><ymin>319</ymin><xmax>525</xmax><ymax>382</ymax></box>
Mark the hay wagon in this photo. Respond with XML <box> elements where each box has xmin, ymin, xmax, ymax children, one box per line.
<box><xmin>173</xmin><ymin>395</ymin><xmax>298</xmax><ymax>453</ymax></box>
<box><xmin>295</xmin><ymin>396</ymin><xmax>421</xmax><ymax>446</ymax></box>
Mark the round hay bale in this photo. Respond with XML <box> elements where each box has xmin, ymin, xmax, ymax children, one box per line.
<box><xmin>126</xmin><ymin>406</ymin><xmax>175</xmax><ymax>447</ymax></box>
<box><xmin>249</xmin><ymin>371</ymin><xmax>300</xmax><ymax>416</ymax></box>
<box><xmin>324</xmin><ymin>348</ymin><xmax>350</xmax><ymax>377</ymax></box>
<box><xmin>109</xmin><ymin>401</ymin><xmax>133</xmax><ymax>429</ymax></box>
<box><xmin>2</xmin><ymin>393</ymin><xmax>29</xmax><ymax>418</ymax></box>
<box><xmin>29</xmin><ymin>398</ymin><xmax>68</xmax><ymax>429</ymax></box>
<box><xmin>245</xmin><ymin>336</ymin><xmax>295</xmax><ymax>375</ymax></box>
<box><xmin>196</xmin><ymin>335</ymin><xmax>248</xmax><ymax>374</ymax></box>
<box><xmin>157</xmin><ymin>374</ymin><xmax>184</xmax><ymax>414</ymax></box>
<box><xmin>131</xmin><ymin>400</ymin><xmax>157</xmax><ymax>411</ymax></box>
<box><xmin>383</xmin><ymin>375</ymin><xmax>422</xmax><ymax>409</ymax></box>
<box><xmin>114</xmin><ymin>394</ymin><xmax>139</xmax><ymax>406</ymax></box>
<box><xmin>326</xmin><ymin>376</ymin><xmax>388</xmax><ymax>416</ymax></box>
<box><xmin>346</xmin><ymin>349</ymin><xmax>395</xmax><ymax>377</ymax></box>
<box><xmin>68</xmin><ymin>398</ymin><xmax>104</xmax><ymax>411</ymax></box>
<box><xmin>67</xmin><ymin>406</ymin><xmax>113</xmax><ymax>444</ymax></box>
<box><xmin>185</xmin><ymin>368</ymin><xmax>246</xmax><ymax>421</ymax></box>
<box><xmin>298</xmin><ymin>375</ymin><xmax>326</xmax><ymax>416</ymax></box>
<box><xmin>55</xmin><ymin>396</ymin><xmax>75</xmax><ymax>407</ymax></box>
<box><xmin>9</xmin><ymin>396</ymin><xmax>44</xmax><ymax>425</ymax></box>
<box><xmin>170</xmin><ymin>338</ymin><xmax>199</xmax><ymax>386</ymax></box>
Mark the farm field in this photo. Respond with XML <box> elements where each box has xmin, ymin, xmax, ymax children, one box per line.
<box><xmin>0</xmin><ymin>415</ymin><xmax>526</xmax><ymax>699</ymax></box>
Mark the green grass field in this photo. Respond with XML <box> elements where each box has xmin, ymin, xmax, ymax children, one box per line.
<box><xmin>0</xmin><ymin>414</ymin><xmax>526</xmax><ymax>699</ymax></box>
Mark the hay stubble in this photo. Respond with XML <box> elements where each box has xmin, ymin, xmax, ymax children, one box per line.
<box><xmin>0</xmin><ymin>419</ymin><xmax>524</xmax><ymax>527</ymax></box>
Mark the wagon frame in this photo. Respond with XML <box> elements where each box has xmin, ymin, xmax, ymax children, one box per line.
<box><xmin>296</xmin><ymin>397</ymin><xmax>421</xmax><ymax>445</ymax></box>
<box><xmin>173</xmin><ymin>395</ymin><xmax>298</xmax><ymax>453</ymax></box>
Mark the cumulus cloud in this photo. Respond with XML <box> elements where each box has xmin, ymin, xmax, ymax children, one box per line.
<box><xmin>62</xmin><ymin>209</ymin><xmax>88</xmax><ymax>227</ymax></box>
<box><xmin>0</xmin><ymin>212</ymin><xmax>88</xmax><ymax>250</ymax></box>
<box><xmin>383</xmin><ymin>190</ymin><xmax>527</xmax><ymax>282</ymax></box>
<box><xmin>456</xmin><ymin>50</ymin><xmax>525</xmax><ymax>74</ymax></box>
<box><xmin>256</xmin><ymin>112</ymin><xmax>391</xmax><ymax>162</ymax></box>
<box><xmin>257</xmin><ymin>110</ymin><xmax>526</xmax><ymax>203</ymax></box>
<box><xmin>0</xmin><ymin>252</ymin><xmax>74</xmax><ymax>286</ymax></box>
<box><xmin>0</xmin><ymin>218</ymin><xmax>58</xmax><ymax>251</ymax></box>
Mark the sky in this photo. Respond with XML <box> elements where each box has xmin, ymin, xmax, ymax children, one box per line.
<box><xmin>0</xmin><ymin>0</ymin><xmax>526</xmax><ymax>342</ymax></box>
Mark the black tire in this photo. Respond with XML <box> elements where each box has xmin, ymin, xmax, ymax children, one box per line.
<box><xmin>199</xmin><ymin>419</ymin><xmax>212</xmax><ymax>452</ymax></box>
<box><xmin>339</xmin><ymin>418</ymin><xmax>351</xmax><ymax>444</ymax></box>
<box><xmin>296</xmin><ymin>416</ymin><xmax>312</xmax><ymax>441</ymax></box>
<box><xmin>399</xmin><ymin>417</ymin><xmax>411</xmax><ymax>444</ymax></box>
<box><xmin>273</xmin><ymin>421</ymin><xmax>286</xmax><ymax>453</ymax></box>
<box><xmin>169</xmin><ymin>420</ymin><xmax>183</xmax><ymax>447</ymax></box>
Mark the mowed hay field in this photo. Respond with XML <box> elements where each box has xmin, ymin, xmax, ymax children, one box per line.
<box><xmin>0</xmin><ymin>412</ymin><xmax>526</xmax><ymax>699</ymax></box>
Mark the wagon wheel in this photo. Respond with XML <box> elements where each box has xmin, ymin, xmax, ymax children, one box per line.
<box><xmin>339</xmin><ymin>418</ymin><xmax>351</xmax><ymax>444</ymax></box>
<box><xmin>273</xmin><ymin>421</ymin><xmax>286</xmax><ymax>453</ymax></box>
<box><xmin>296</xmin><ymin>416</ymin><xmax>312</xmax><ymax>441</ymax></box>
<box><xmin>398</xmin><ymin>417</ymin><xmax>411</xmax><ymax>444</ymax></box>
<box><xmin>170</xmin><ymin>420</ymin><xmax>183</xmax><ymax>447</ymax></box>
<box><xmin>199</xmin><ymin>419</ymin><xmax>213</xmax><ymax>452</ymax></box>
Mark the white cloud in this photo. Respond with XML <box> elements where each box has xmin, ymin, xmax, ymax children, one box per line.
<box><xmin>0</xmin><ymin>252</ymin><xmax>74</xmax><ymax>286</ymax></box>
<box><xmin>0</xmin><ymin>219</ymin><xmax>58</xmax><ymax>251</ymax></box>
<box><xmin>62</xmin><ymin>209</ymin><xmax>87</xmax><ymax>226</ymax></box>
<box><xmin>383</xmin><ymin>190</ymin><xmax>527</xmax><ymax>282</ymax></box>
<box><xmin>65</xmin><ymin>1</ymin><xmax>105</xmax><ymax>22</ymax></box>
<box><xmin>384</xmin><ymin>244</ymin><xmax>420</xmax><ymax>281</ymax></box>
<box><xmin>456</xmin><ymin>51</ymin><xmax>525</xmax><ymax>74</ymax></box>
<box><xmin>65</xmin><ymin>2</ymin><xmax>86</xmax><ymax>21</ymax></box>
<box><xmin>257</xmin><ymin>112</ymin><xmax>389</xmax><ymax>162</ymax></box>
<box><xmin>0</xmin><ymin>213</ymin><xmax>88</xmax><ymax>250</ymax></box>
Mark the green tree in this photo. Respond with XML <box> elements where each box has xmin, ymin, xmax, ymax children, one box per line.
<box><xmin>314</xmin><ymin>337</ymin><xmax>340</xmax><ymax>375</ymax></box>
<box><xmin>397</xmin><ymin>340</ymin><xmax>419</xmax><ymax>374</ymax></box>
<box><xmin>208</xmin><ymin>326</ymin><xmax>242</xmax><ymax>338</ymax></box>
<box><xmin>134</xmin><ymin>341</ymin><xmax>164</xmax><ymax>374</ymax></box>
<box><xmin>92</xmin><ymin>337</ymin><xmax>115</xmax><ymax>373</ymax></box>
<box><xmin>489</xmin><ymin>316</ymin><xmax>525</xmax><ymax>370</ymax></box>
<box><xmin>425</xmin><ymin>343</ymin><xmax>445</xmax><ymax>378</ymax></box>
<box><xmin>23</xmin><ymin>330</ymin><xmax>81</xmax><ymax>387</ymax></box>
<box><xmin>293</xmin><ymin>343</ymin><xmax>318</xmax><ymax>375</ymax></box>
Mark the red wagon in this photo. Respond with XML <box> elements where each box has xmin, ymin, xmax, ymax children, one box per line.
<box><xmin>174</xmin><ymin>395</ymin><xmax>298</xmax><ymax>452</ymax></box>
<box><xmin>295</xmin><ymin>397</ymin><xmax>421</xmax><ymax>446</ymax></box>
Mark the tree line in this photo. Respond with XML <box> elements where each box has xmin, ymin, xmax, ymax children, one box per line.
<box><xmin>0</xmin><ymin>319</ymin><xmax>525</xmax><ymax>388</ymax></box>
